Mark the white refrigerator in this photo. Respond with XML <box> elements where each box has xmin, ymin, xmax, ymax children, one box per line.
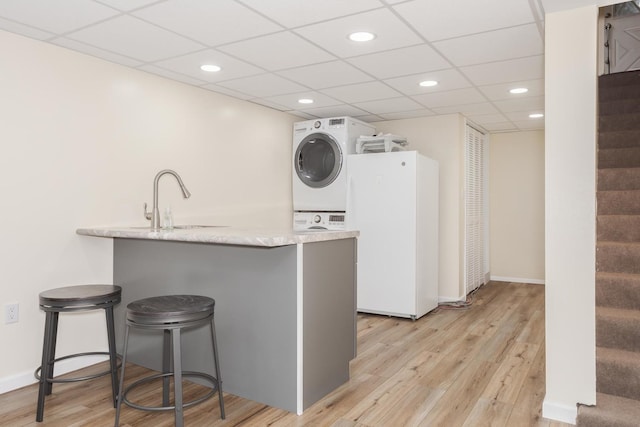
<box><xmin>347</xmin><ymin>151</ymin><xmax>439</xmax><ymax>319</ymax></box>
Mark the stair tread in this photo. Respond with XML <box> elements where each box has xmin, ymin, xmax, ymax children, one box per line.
<box><xmin>597</xmin><ymin>305</ymin><xmax>640</xmax><ymax>320</ymax></box>
<box><xmin>597</xmin><ymin>240</ymin><xmax>640</xmax><ymax>247</ymax></box>
<box><xmin>597</xmin><ymin>271</ymin><xmax>640</xmax><ymax>280</ymax></box>
<box><xmin>578</xmin><ymin>393</ymin><xmax>640</xmax><ymax>427</ymax></box>
<box><xmin>597</xmin><ymin>346</ymin><xmax>640</xmax><ymax>365</ymax></box>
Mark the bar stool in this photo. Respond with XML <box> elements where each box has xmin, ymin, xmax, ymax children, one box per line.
<box><xmin>35</xmin><ymin>284</ymin><xmax>122</xmax><ymax>422</ymax></box>
<box><xmin>115</xmin><ymin>295</ymin><xmax>225</xmax><ymax>427</ymax></box>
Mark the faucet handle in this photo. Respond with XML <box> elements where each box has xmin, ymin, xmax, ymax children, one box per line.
<box><xmin>143</xmin><ymin>202</ymin><xmax>152</xmax><ymax>221</ymax></box>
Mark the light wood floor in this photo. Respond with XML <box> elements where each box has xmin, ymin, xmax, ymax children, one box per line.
<box><xmin>0</xmin><ymin>281</ymin><xmax>571</xmax><ymax>426</ymax></box>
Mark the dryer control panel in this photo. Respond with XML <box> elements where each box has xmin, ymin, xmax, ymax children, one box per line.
<box><xmin>293</xmin><ymin>211</ymin><xmax>346</xmax><ymax>231</ymax></box>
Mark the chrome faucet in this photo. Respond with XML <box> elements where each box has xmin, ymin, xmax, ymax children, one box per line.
<box><xmin>144</xmin><ymin>169</ymin><xmax>191</xmax><ymax>230</ymax></box>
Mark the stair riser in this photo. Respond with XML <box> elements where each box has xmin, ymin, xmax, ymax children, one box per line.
<box><xmin>599</xmin><ymin>71</ymin><xmax>640</xmax><ymax>88</ymax></box>
<box><xmin>598</xmin><ymin>216</ymin><xmax>640</xmax><ymax>242</ymax></box>
<box><xmin>599</xmin><ymin>148</ymin><xmax>640</xmax><ymax>169</ymax></box>
<box><xmin>599</xmin><ymin>114</ymin><xmax>640</xmax><ymax>132</ymax></box>
<box><xmin>597</xmin><ymin>315</ymin><xmax>640</xmax><ymax>352</ymax></box>
<box><xmin>597</xmin><ymin>244</ymin><xmax>640</xmax><ymax>274</ymax></box>
<box><xmin>597</xmin><ymin>358</ymin><xmax>640</xmax><ymax>400</ymax></box>
<box><xmin>599</xmin><ymin>130</ymin><xmax>640</xmax><ymax>149</ymax></box>
<box><xmin>597</xmin><ymin>275</ymin><xmax>640</xmax><ymax>310</ymax></box>
<box><xmin>600</xmin><ymin>99</ymin><xmax>640</xmax><ymax>116</ymax></box>
<box><xmin>599</xmin><ymin>85</ymin><xmax>640</xmax><ymax>102</ymax></box>
<box><xmin>598</xmin><ymin>169</ymin><xmax>640</xmax><ymax>191</ymax></box>
<box><xmin>598</xmin><ymin>191</ymin><xmax>640</xmax><ymax>215</ymax></box>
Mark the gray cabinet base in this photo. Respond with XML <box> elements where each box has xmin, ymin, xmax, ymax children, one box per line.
<box><xmin>113</xmin><ymin>237</ymin><xmax>356</xmax><ymax>413</ymax></box>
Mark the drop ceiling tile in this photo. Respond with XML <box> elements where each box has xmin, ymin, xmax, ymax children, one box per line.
<box><xmin>353</xmin><ymin>97</ymin><xmax>425</xmax><ymax>115</ymax></box>
<box><xmin>53</xmin><ymin>37</ymin><xmax>143</xmax><ymax>67</ymax></box>
<box><xmin>138</xmin><ymin>64</ymin><xmax>208</xmax><ymax>86</ymax></box>
<box><xmin>356</xmin><ymin>114</ymin><xmax>385</xmax><ymax>122</ymax></box>
<box><xmin>299</xmin><ymin>104</ymin><xmax>370</xmax><ymax>119</ymax></box>
<box><xmin>0</xmin><ymin>17</ymin><xmax>54</xmax><ymax>40</ymax></box>
<box><xmin>153</xmin><ymin>49</ymin><xmax>263</xmax><ymax>83</ymax></box>
<box><xmin>218</xmin><ymin>32</ymin><xmax>336</xmax><ymax>71</ymax></box>
<box><xmin>483</xmin><ymin>122</ymin><xmax>519</xmax><ymax>132</ymax></box>
<box><xmin>200</xmin><ymin>84</ymin><xmax>254</xmax><ymax>100</ymax></box>
<box><xmin>461</xmin><ymin>55</ymin><xmax>544</xmax><ymax>86</ymax></box>
<box><xmin>320</xmin><ymin>81</ymin><xmax>402</xmax><ymax>103</ymax></box>
<box><xmin>66</xmin><ymin>15</ymin><xmax>204</xmax><ymax>62</ymax></box>
<box><xmin>432</xmin><ymin>102</ymin><xmax>498</xmax><ymax>115</ymax></box>
<box><xmin>277</xmin><ymin>61</ymin><xmax>373</xmax><ymax>89</ymax></box>
<box><xmin>479</xmin><ymin>78</ymin><xmax>544</xmax><ymax>101</ymax></box>
<box><xmin>505</xmin><ymin>110</ymin><xmax>545</xmax><ymax>121</ymax></box>
<box><xmin>290</xmin><ymin>111</ymin><xmax>319</xmax><ymax>120</ymax></box>
<box><xmin>97</xmin><ymin>0</ymin><xmax>159</xmax><ymax>12</ymax></box>
<box><xmin>216</xmin><ymin>73</ymin><xmax>307</xmax><ymax>98</ymax></box>
<box><xmin>346</xmin><ymin>44</ymin><xmax>450</xmax><ymax>79</ymax></box>
<box><xmin>238</xmin><ymin>0</ymin><xmax>384</xmax><ymax>28</ymax></box>
<box><xmin>377</xmin><ymin>109</ymin><xmax>436</xmax><ymax>121</ymax></box>
<box><xmin>261</xmin><ymin>91</ymin><xmax>341</xmax><ymax>110</ymax></box>
<box><xmin>493</xmin><ymin>95</ymin><xmax>544</xmax><ymax>113</ymax></box>
<box><xmin>294</xmin><ymin>9</ymin><xmax>423</xmax><ymax>58</ymax></box>
<box><xmin>383</xmin><ymin>68</ymin><xmax>471</xmax><ymax>96</ymax></box>
<box><xmin>132</xmin><ymin>0</ymin><xmax>282</xmax><ymax>46</ymax></box>
<box><xmin>138</xmin><ymin>64</ymin><xmax>207</xmax><ymax>86</ymax></box>
<box><xmin>514</xmin><ymin>119</ymin><xmax>544</xmax><ymax>130</ymax></box>
<box><xmin>412</xmin><ymin>88</ymin><xmax>486</xmax><ymax>109</ymax></box>
<box><xmin>465</xmin><ymin>113</ymin><xmax>510</xmax><ymax>125</ymax></box>
<box><xmin>249</xmin><ymin>98</ymin><xmax>290</xmax><ymax>111</ymax></box>
<box><xmin>0</xmin><ymin>0</ymin><xmax>120</xmax><ymax>34</ymax></box>
<box><xmin>393</xmin><ymin>0</ymin><xmax>535</xmax><ymax>41</ymax></box>
<box><xmin>433</xmin><ymin>24</ymin><xmax>543</xmax><ymax>67</ymax></box>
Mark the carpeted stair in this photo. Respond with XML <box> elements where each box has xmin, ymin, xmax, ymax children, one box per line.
<box><xmin>577</xmin><ymin>69</ymin><xmax>640</xmax><ymax>426</ymax></box>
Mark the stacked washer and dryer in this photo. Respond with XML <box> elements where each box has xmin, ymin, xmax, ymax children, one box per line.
<box><xmin>291</xmin><ymin>116</ymin><xmax>439</xmax><ymax>320</ymax></box>
<box><xmin>292</xmin><ymin>116</ymin><xmax>375</xmax><ymax>230</ymax></box>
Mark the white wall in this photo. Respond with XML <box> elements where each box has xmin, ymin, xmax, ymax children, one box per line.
<box><xmin>490</xmin><ymin>130</ymin><xmax>545</xmax><ymax>284</ymax></box>
<box><xmin>544</xmin><ymin>6</ymin><xmax>597</xmax><ymax>423</ymax></box>
<box><xmin>0</xmin><ymin>29</ymin><xmax>297</xmax><ymax>391</ymax></box>
<box><xmin>373</xmin><ymin>115</ymin><xmax>466</xmax><ymax>301</ymax></box>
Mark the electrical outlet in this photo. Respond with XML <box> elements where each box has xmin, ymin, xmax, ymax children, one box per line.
<box><xmin>5</xmin><ymin>303</ymin><xmax>19</xmax><ymax>324</ymax></box>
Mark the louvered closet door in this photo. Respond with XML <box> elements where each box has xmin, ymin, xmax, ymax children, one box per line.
<box><xmin>464</xmin><ymin>125</ymin><xmax>487</xmax><ymax>294</ymax></box>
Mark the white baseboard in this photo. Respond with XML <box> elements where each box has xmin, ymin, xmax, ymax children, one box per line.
<box><xmin>542</xmin><ymin>398</ymin><xmax>577</xmax><ymax>425</ymax></box>
<box><xmin>0</xmin><ymin>354</ymin><xmax>108</xmax><ymax>395</ymax></box>
<box><xmin>438</xmin><ymin>295</ymin><xmax>465</xmax><ymax>303</ymax></box>
<box><xmin>490</xmin><ymin>275</ymin><xmax>545</xmax><ymax>285</ymax></box>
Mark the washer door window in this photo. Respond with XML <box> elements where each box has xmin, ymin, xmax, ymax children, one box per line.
<box><xmin>295</xmin><ymin>132</ymin><xmax>342</xmax><ymax>188</ymax></box>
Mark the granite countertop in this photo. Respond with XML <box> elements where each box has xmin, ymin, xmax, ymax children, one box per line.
<box><xmin>76</xmin><ymin>225</ymin><xmax>358</xmax><ymax>248</ymax></box>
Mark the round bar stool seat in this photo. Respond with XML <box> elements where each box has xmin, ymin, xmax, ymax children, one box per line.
<box><xmin>115</xmin><ymin>295</ymin><xmax>225</xmax><ymax>427</ymax></box>
<box><xmin>35</xmin><ymin>284</ymin><xmax>122</xmax><ymax>423</ymax></box>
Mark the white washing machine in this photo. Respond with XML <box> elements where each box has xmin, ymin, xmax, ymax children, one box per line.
<box><xmin>292</xmin><ymin>117</ymin><xmax>375</xmax><ymax>218</ymax></box>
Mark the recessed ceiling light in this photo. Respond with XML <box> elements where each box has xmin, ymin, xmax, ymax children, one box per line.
<box><xmin>348</xmin><ymin>31</ymin><xmax>376</xmax><ymax>42</ymax></box>
<box><xmin>419</xmin><ymin>80</ymin><xmax>438</xmax><ymax>87</ymax></box>
<box><xmin>529</xmin><ymin>113</ymin><xmax>544</xmax><ymax>119</ymax></box>
<box><xmin>298</xmin><ymin>98</ymin><xmax>314</xmax><ymax>104</ymax></box>
<box><xmin>510</xmin><ymin>87</ymin><xmax>528</xmax><ymax>94</ymax></box>
<box><xmin>200</xmin><ymin>64</ymin><xmax>221</xmax><ymax>72</ymax></box>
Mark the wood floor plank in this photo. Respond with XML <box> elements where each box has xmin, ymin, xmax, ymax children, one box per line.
<box><xmin>0</xmin><ymin>282</ymin><xmax>572</xmax><ymax>427</ymax></box>
<box><xmin>481</xmin><ymin>342</ymin><xmax>540</xmax><ymax>404</ymax></box>
<box><xmin>462</xmin><ymin>397</ymin><xmax>513</xmax><ymax>427</ymax></box>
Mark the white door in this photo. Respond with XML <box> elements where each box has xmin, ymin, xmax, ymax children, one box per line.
<box><xmin>605</xmin><ymin>6</ymin><xmax>640</xmax><ymax>73</ymax></box>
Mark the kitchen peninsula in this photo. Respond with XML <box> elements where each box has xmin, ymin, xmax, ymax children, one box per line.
<box><xmin>76</xmin><ymin>225</ymin><xmax>358</xmax><ymax>414</ymax></box>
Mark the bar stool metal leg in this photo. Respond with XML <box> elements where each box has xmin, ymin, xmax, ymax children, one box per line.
<box><xmin>114</xmin><ymin>325</ymin><xmax>130</xmax><ymax>427</ymax></box>
<box><xmin>45</xmin><ymin>312</ymin><xmax>59</xmax><ymax>396</ymax></box>
<box><xmin>172</xmin><ymin>328</ymin><xmax>184</xmax><ymax>427</ymax></box>
<box><xmin>36</xmin><ymin>311</ymin><xmax>54</xmax><ymax>422</ymax></box>
<box><xmin>105</xmin><ymin>305</ymin><xmax>119</xmax><ymax>407</ymax></box>
<box><xmin>210</xmin><ymin>317</ymin><xmax>225</xmax><ymax>419</ymax></box>
<box><xmin>162</xmin><ymin>329</ymin><xmax>171</xmax><ymax>407</ymax></box>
